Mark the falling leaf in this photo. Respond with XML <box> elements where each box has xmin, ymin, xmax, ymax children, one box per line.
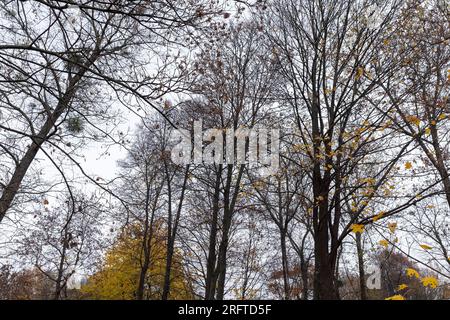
<box><xmin>421</xmin><ymin>276</ymin><xmax>438</xmax><ymax>289</ymax></box>
<box><xmin>351</xmin><ymin>224</ymin><xmax>364</xmax><ymax>234</ymax></box>
<box><xmin>385</xmin><ymin>294</ymin><xmax>405</xmax><ymax>300</ymax></box>
<box><xmin>388</xmin><ymin>222</ymin><xmax>397</xmax><ymax>233</ymax></box>
<box><xmin>419</xmin><ymin>244</ymin><xmax>433</xmax><ymax>250</ymax></box>
<box><xmin>379</xmin><ymin>239</ymin><xmax>389</xmax><ymax>248</ymax></box>
<box><xmin>404</xmin><ymin>162</ymin><xmax>412</xmax><ymax>170</ymax></box>
<box><xmin>425</xmin><ymin>127</ymin><xmax>431</xmax><ymax>135</ymax></box>
<box><xmin>406</xmin><ymin>268</ymin><xmax>420</xmax><ymax>279</ymax></box>
<box><xmin>397</xmin><ymin>284</ymin><xmax>408</xmax><ymax>291</ymax></box>
<box><xmin>438</xmin><ymin>113</ymin><xmax>447</xmax><ymax>121</ymax></box>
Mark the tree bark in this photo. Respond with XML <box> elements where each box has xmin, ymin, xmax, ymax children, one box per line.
<box><xmin>279</xmin><ymin>229</ymin><xmax>290</xmax><ymax>300</ymax></box>
<box><xmin>162</xmin><ymin>165</ymin><xmax>190</xmax><ymax>300</ymax></box>
<box><xmin>355</xmin><ymin>232</ymin><xmax>367</xmax><ymax>300</ymax></box>
<box><xmin>205</xmin><ymin>165</ymin><xmax>222</xmax><ymax>300</ymax></box>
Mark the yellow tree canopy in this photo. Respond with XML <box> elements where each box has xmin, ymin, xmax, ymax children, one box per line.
<box><xmin>81</xmin><ymin>222</ymin><xmax>192</xmax><ymax>300</ymax></box>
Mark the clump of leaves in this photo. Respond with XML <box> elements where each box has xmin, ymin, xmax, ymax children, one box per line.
<box><xmin>66</xmin><ymin>116</ymin><xmax>84</xmax><ymax>133</ymax></box>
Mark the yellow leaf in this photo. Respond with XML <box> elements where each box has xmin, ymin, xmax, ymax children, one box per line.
<box><xmin>421</xmin><ymin>276</ymin><xmax>438</xmax><ymax>289</ymax></box>
<box><xmin>252</xmin><ymin>180</ymin><xmax>266</xmax><ymax>189</ymax></box>
<box><xmin>388</xmin><ymin>222</ymin><xmax>397</xmax><ymax>233</ymax></box>
<box><xmin>324</xmin><ymin>87</ymin><xmax>335</xmax><ymax>95</ymax></box>
<box><xmin>406</xmin><ymin>115</ymin><xmax>420</xmax><ymax>126</ymax></box>
<box><xmin>385</xmin><ymin>294</ymin><xmax>405</xmax><ymax>300</ymax></box>
<box><xmin>397</xmin><ymin>284</ymin><xmax>408</xmax><ymax>291</ymax></box>
<box><xmin>404</xmin><ymin>161</ymin><xmax>412</xmax><ymax>170</ymax></box>
<box><xmin>355</xmin><ymin>67</ymin><xmax>364</xmax><ymax>80</ymax></box>
<box><xmin>438</xmin><ymin>113</ymin><xmax>447</xmax><ymax>121</ymax></box>
<box><xmin>292</xmin><ymin>144</ymin><xmax>303</xmax><ymax>152</ymax></box>
<box><xmin>372</xmin><ymin>211</ymin><xmax>385</xmax><ymax>222</ymax></box>
<box><xmin>425</xmin><ymin>127</ymin><xmax>431</xmax><ymax>135</ymax></box>
<box><xmin>362</xmin><ymin>188</ymin><xmax>374</xmax><ymax>197</ymax></box>
<box><xmin>361</xmin><ymin>177</ymin><xmax>376</xmax><ymax>185</ymax></box>
<box><xmin>351</xmin><ymin>224</ymin><xmax>364</xmax><ymax>234</ymax></box>
<box><xmin>80</xmin><ymin>222</ymin><xmax>193</xmax><ymax>299</ymax></box>
<box><xmin>379</xmin><ymin>239</ymin><xmax>389</xmax><ymax>248</ymax></box>
<box><xmin>406</xmin><ymin>268</ymin><xmax>420</xmax><ymax>279</ymax></box>
<box><xmin>419</xmin><ymin>244</ymin><xmax>433</xmax><ymax>250</ymax></box>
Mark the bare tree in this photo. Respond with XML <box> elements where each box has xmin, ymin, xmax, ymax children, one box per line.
<box><xmin>15</xmin><ymin>192</ymin><xmax>104</xmax><ymax>299</ymax></box>
<box><xmin>0</xmin><ymin>0</ymin><xmax>218</xmax><ymax>223</ymax></box>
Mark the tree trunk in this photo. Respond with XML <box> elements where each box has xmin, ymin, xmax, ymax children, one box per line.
<box><xmin>162</xmin><ymin>166</ymin><xmax>190</xmax><ymax>300</ymax></box>
<box><xmin>136</xmin><ymin>230</ymin><xmax>153</xmax><ymax>300</ymax></box>
<box><xmin>279</xmin><ymin>229</ymin><xmax>290</xmax><ymax>300</ymax></box>
<box><xmin>205</xmin><ymin>166</ymin><xmax>222</xmax><ymax>300</ymax></box>
<box><xmin>300</xmin><ymin>257</ymin><xmax>309</xmax><ymax>300</ymax></box>
<box><xmin>355</xmin><ymin>232</ymin><xmax>367</xmax><ymax>300</ymax></box>
<box><xmin>136</xmin><ymin>258</ymin><xmax>150</xmax><ymax>300</ymax></box>
<box><xmin>214</xmin><ymin>208</ymin><xmax>232</xmax><ymax>300</ymax></box>
<box><xmin>313</xmin><ymin>201</ymin><xmax>339</xmax><ymax>300</ymax></box>
<box><xmin>136</xmin><ymin>172</ymin><xmax>161</xmax><ymax>300</ymax></box>
<box><xmin>54</xmin><ymin>243</ymin><xmax>67</xmax><ymax>300</ymax></box>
